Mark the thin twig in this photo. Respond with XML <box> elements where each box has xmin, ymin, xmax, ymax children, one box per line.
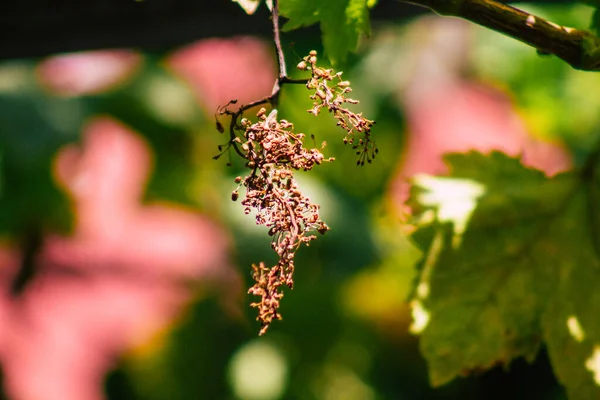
<box><xmin>216</xmin><ymin>0</ymin><xmax>309</xmax><ymax>157</ymax></box>
<box><xmin>272</xmin><ymin>0</ymin><xmax>287</xmax><ymax>80</ymax></box>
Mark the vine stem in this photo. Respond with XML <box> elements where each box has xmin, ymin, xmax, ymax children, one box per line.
<box><xmin>228</xmin><ymin>0</ymin><xmax>307</xmax><ymax>116</ymax></box>
<box><xmin>400</xmin><ymin>0</ymin><xmax>600</xmax><ymax>71</ymax></box>
<box><xmin>269</xmin><ymin>0</ymin><xmax>307</xmax><ymax>105</ymax></box>
<box><xmin>272</xmin><ymin>0</ymin><xmax>287</xmax><ymax>81</ymax></box>
<box><xmin>216</xmin><ymin>0</ymin><xmax>308</xmax><ymax>156</ymax></box>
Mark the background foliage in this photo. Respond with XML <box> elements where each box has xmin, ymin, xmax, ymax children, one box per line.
<box><xmin>2</xmin><ymin>0</ymin><xmax>600</xmax><ymax>399</ymax></box>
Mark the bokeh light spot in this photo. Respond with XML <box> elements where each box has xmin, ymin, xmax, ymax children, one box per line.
<box><xmin>228</xmin><ymin>339</ymin><xmax>288</xmax><ymax>400</ymax></box>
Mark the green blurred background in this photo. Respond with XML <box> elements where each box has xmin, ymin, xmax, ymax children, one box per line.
<box><xmin>3</xmin><ymin>2</ymin><xmax>600</xmax><ymax>399</ymax></box>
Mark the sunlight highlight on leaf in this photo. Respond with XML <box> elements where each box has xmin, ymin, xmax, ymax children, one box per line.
<box><xmin>416</xmin><ymin>282</ymin><xmax>429</xmax><ymax>299</ymax></box>
<box><xmin>414</xmin><ymin>175</ymin><xmax>485</xmax><ymax>248</ymax></box>
<box><xmin>586</xmin><ymin>346</ymin><xmax>600</xmax><ymax>385</ymax></box>
<box><xmin>409</xmin><ymin>299</ymin><xmax>430</xmax><ymax>334</ymax></box>
<box><xmin>413</xmin><ymin>228</ymin><xmax>444</xmax><ymax>303</ymax></box>
<box><xmin>567</xmin><ymin>316</ymin><xmax>586</xmax><ymax>343</ymax></box>
<box><xmin>232</xmin><ymin>0</ymin><xmax>262</xmax><ymax>14</ymax></box>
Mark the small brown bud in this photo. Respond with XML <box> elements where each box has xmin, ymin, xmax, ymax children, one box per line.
<box><xmin>231</xmin><ymin>191</ymin><xmax>239</xmax><ymax>201</ymax></box>
<box><xmin>216</xmin><ymin>120</ymin><xmax>224</xmax><ymax>133</ymax></box>
<box><xmin>297</xmin><ymin>61</ymin><xmax>307</xmax><ymax>70</ymax></box>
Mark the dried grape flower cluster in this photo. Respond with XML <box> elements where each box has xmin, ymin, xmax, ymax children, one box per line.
<box><xmin>298</xmin><ymin>51</ymin><xmax>378</xmax><ymax>165</ymax></box>
<box><xmin>216</xmin><ymin>51</ymin><xmax>375</xmax><ymax>335</ymax></box>
<box><xmin>233</xmin><ymin>108</ymin><xmax>333</xmax><ymax>335</ymax></box>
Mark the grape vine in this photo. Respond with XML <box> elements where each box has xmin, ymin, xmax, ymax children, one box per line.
<box><xmin>215</xmin><ymin>36</ymin><xmax>376</xmax><ymax>334</ymax></box>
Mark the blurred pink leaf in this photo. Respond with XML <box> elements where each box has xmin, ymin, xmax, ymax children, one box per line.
<box><xmin>0</xmin><ymin>117</ymin><xmax>238</xmax><ymax>400</ymax></box>
<box><xmin>404</xmin><ymin>82</ymin><xmax>570</xmax><ymax>173</ymax></box>
<box><xmin>374</xmin><ymin>18</ymin><xmax>571</xmax><ymax>207</ymax></box>
<box><xmin>37</xmin><ymin>50</ymin><xmax>142</xmax><ymax>96</ymax></box>
<box><xmin>391</xmin><ymin>81</ymin><xmax>571</xmax><ymax>207</ymax></box>
<box><xmin>167</xmin><ymin>37</ymin><xmax>276</xmax><ymax>113</ymax></box>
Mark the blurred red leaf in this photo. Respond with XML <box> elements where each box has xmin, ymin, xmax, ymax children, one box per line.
<box><xmin>37</xmin><ymin>50</ymin><xmax>142</xmax><ymax>96</ymax></box>
<box><xmin>167</xmin><ymin>37</ymin><xmax>277</xmax><ymax>113</ymax></box>
<box><xmin>391</xmin><ymin>82</ymin><xmax>572</xmax><ymax>207</ymax></box>
<box><xmin>0</xmin><ymin>117</ymin><xmax>238</xmax><ymax>400</ymax></box>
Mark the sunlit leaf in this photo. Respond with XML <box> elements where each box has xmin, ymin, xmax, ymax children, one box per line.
<box><xmin>409</xmin><ymin>151</ymin><xmax>600</xmax><ymax>397</ymax></box>
<box><xmin>279</xmin><ymin>0</ymin><xmax>372</xmax><ymax>65</ymax></box>
<box><xmin>591</xmin><ymin>8</ymin><xmax>600</xmax><ymax>35</ymax></box>
<box><xmin>279</xmin><ymin>0</ymin><xmax>320</xmax><ymax>30</ymax></box>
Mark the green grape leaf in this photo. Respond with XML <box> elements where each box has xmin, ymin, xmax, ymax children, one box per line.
<box><xmin>409</xmin><ymin>151</ymin><xmax>600</xmax><ymax>398</ymax></box>
<box><xmin>581</xmin><ymin>0</ymin><xmax>600</xmax><ymax>8</ymax></box>
<box><xmin>582</xmin><ymin>0</ymin><xmax>600</xmax><ymax>34</ymax></box>
<box><xmin>279</xmin><ymin>0</ymin><xmax>373</xmax><ymax>65</ymax></box>
<box><xmin>278</xmin><ymin>0</ymin><xmax>321</xmax><ymax>31</ymax></box>
<box><xmin>591</xmin><ymin>8</ymin><xmax>600</xmax><ymax>35</ymax></box>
